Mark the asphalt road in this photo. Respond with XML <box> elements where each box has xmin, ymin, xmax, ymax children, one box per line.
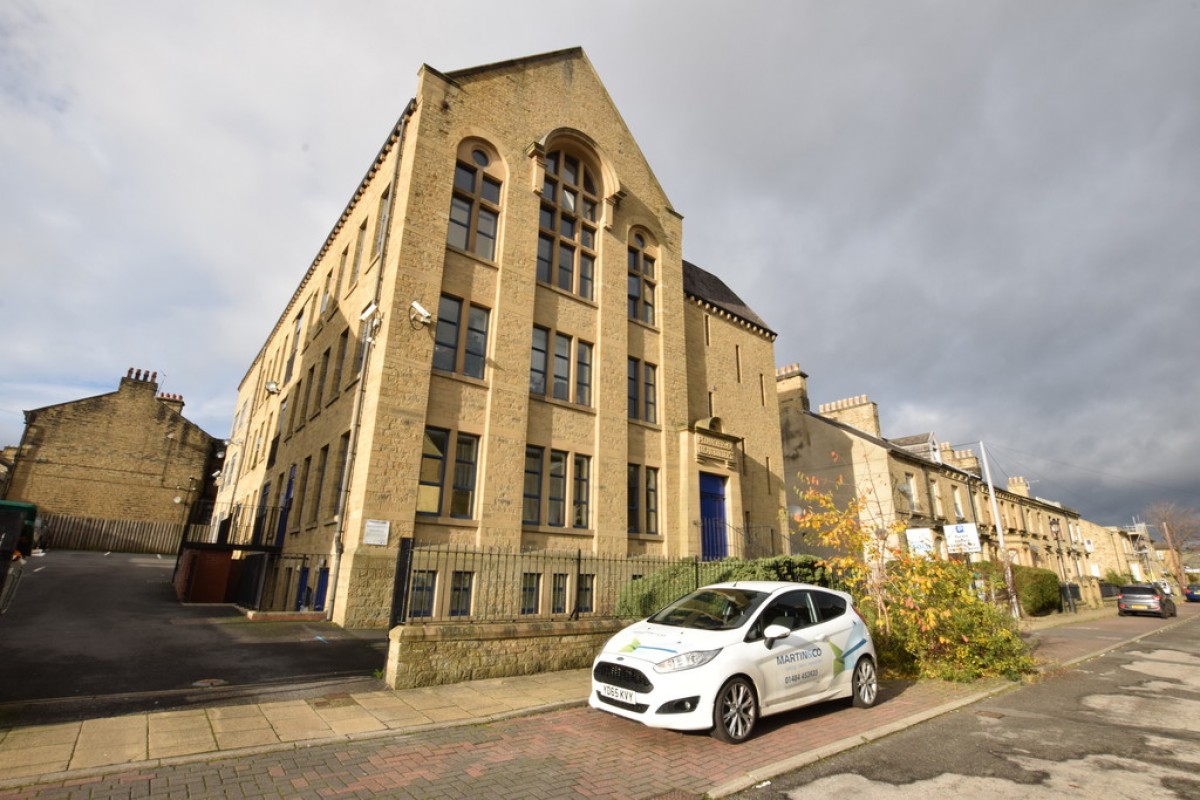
<box><xmin>0</xmin><ymin>550</ymin><xmax>387</xmax><ymax>726</ymax></box>
<box><xmin>730</xmin><ymin>610</ymin><xmax>1200</xmax><ymax>799</ymax></box>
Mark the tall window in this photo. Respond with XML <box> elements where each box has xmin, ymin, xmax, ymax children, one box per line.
<box><xmin>628</xmin><ymin>358</ymin><xmax>657</xmax><ymax>423</ymax></box>
<box><xmin>523</xmin><ymin>446</ymin><xmax>544</xmax><ymax>525</ymax></box>
<box><xmin>538</xmin><ymin>149</ymin><xmax>599</xmax><ymax>300</ymax></box>
<box><xmin>434</xmin><ymin>295</ymin><xmax>490</xmax><ymax>379</ymax></box>
<box><xmin>521</xmin><ymin>573</ymin><xmax>541</xmax><ymax>615</ymax></box>
<box><xmin>410</xmin><ymin>570</ymin><xmax>436</xmax><ymax>618</ymax></box>
<box><xmin>573</xmin><ymin>454</ymin><xmax>591</xmax><ymax>529</ymax></box>
<box><xmin>418</xmin><ymin>429</ymin><xmax>449</xmax><ymax>515</ymax></box>
<box><xmin>531</xmin><ymin>327</ymin><xmax>592</xmax><ymax>406</ymax></box>
<box><xmin>447</xmin><ymin>146</ymin><xmax>501</xmax><ymax>261</ymax></box>
<box><xmin>552</xmin><ymin>573</ymin><xmax>568</xmax><ymax>614</ymax></box>
<box><xmin>627</xmin><ymin>465</ymin><xmax>659</xmax><ymax>535</ymax></box>
<box><xmin>449</xmin><ymin>433</ymin><xmax>479</xmax><ymax>518</ymax></box>
<box><xmin>314</xmin><ymin>348</ymin><xmax>330</xmax><ymax>411</ymax></box>
<box><xmin>525</xmin><ymin>447</ymin><xmax>591</xmax><ymax>529</ymax></box>
<box><xmin>310</xmin><ymin>445</ymin><xmax>328</xmax><ymax>524</ymax></box>
<box><xmin>334</xmin><ymin>329</ymin><xmax>349</xmax><ymax>393</ymax></box>
<box><xmin>371</xmin><ymin>185</ymin><xmax>391</xmax><ymax>259</ymax></box>
<box><xmin>576</xmin><ymin>574</ymin><xmax>595</xmax><ymax>613</ymax></box>
<box><xmin>449</xmin><ymin>571</ymin><xmax>473</xmax><ymax>617</ymax></box>
<box><xmin>627</xmin><ymin>232</ymin><xmax>657</xmax><ymax>325</ymax></box>
<box><xmin>284</xmin><ymin>311</ymin><xmax>303</xmax><ymax>384</ymax></box>
<box><xmin>349</xmin><ymin>220</ymin><xmax>367</xmax><ymax>286</ymax></box>
<box><xmin>418</xmin><ymin>428</ymin><xmax>479</xmax><ymax>518</ymax></box>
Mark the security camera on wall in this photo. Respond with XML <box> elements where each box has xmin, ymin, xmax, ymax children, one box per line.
<box><xmin>409</xmin><ymin>300</ymin><xmax>432</xmax><ymax>325</ymax></box>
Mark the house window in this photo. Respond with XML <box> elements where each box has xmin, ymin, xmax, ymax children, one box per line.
<box><xmin>331</xmin><ymin>433</ymin><xmax>350</xmax><ymax>516</ymax></box>
<box><xmin>310</xmin><ymin>445</ymin><xmax>328</xmax><ymax>524</ymax></box>
<box><xmin>449</xmin><ymin>571</ymin><xmax>473</xmax><ymax>617</ymax></box>
<box><xmin>573</xmin><ymin>454</ymin><xmax>591</xmax><ymax>529</ymax></box>
<box><xmin>538</xmin><ymin>149</ymin><xmax>599</xmax><ymax>300</ymax></box>
<box><xmin>371</xmin><ymin>184</ymin><xmax>391</xmax><ymax>260</ymax></box>
<box><xmin>417</xmin><ymin>429</ymin><xmax>449</xmax><ymax>515</ymax></box>
<box><xmin>575</xmin><ymin>573</ymin><xmax>594</xmax><ymax>613</ymax></box>
<box><xmin>552</xmin><ymin>573</ymin><xmax>568</xmax><ymax>613</ymax></box>
<box><xmin>627</xmin><ymin>465</ymin><xmax>659</xmax><ymax>535</ymax></box>
<box><xmin>628</xmin><ymin>358</ymin><xmax>657</xmax><ymax>423</ymax></box>
<box><xmin>284</xmin><ymin>312</ymin><xmax>303</xmax><ymax>384</ymax></box>
<box><xmin>334</xmin><ymin>329</ymin><xmax>349</xmax><ymax>392</ymax></box>
<box><xmin>434</xmin><ymin>295</ymin><xmax>490</xmax><ymax>379</ymax></box>
<box><xmin>530</xmin><ymin>327</ymin><xmax>592</xmax><ymax>405</ymax></box>
<box><xmin>523</xmin><ymin>446</ymin><xmax>543</xmax><ymax>525</ymax></box>
<box><xmin>521</xmin><ymin>573</ymin><xmax>541</xmax><ymax>615</ymax></box>
<box><xmin>548</xmin><ymin>450</ymin><xmax>567</xmax><ymax>526</ymax></box>
<box><xmin>410</xmin><ymin>570</ymin><xmax>436</xmax><ymax>618</ymax></box>
<box><xmin>525</xmin><ymin>447</ymin><xmax>591</xmax><ymax>529</ymax></box>
<box><xmin>349</xmin><ymin>220</ymin><xmax>367</xmax><ymax>286</ymax></box>
<box><xmin>449</xmin><ymin>433</ymin><xmax>479</xmax><ymax>518</ymax></box>
<box><xmin>952</xmin><ymin>486</ymin><xmax>965</xmax><ymax>519</ymax></box>
<box><xmin>447</xmin><ymin>145</ymin><xmax>501</xmax><ymax>261</ymax></box>
<box><xmin>627</xmin><ymin>232</ymin><xmax>657</xmax><ymax>325</ymax></box>
<box><xmin>418</xmin><ymin>428</ymin><xmax>479</xmax><ymax>518</ymax></box>
<box><xmin>530</xmin><ymin>328</ymin><xmax>549</xmax><ymax>396</ymax></box>
<box><xmin>314</xmin><ymin>348</ymin><xmax>330</xmax><ymax>411</ymax></box>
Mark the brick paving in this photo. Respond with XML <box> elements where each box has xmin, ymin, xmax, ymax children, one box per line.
<box><xmin>0</xmin><ymin>604</ymin><xmax>1191</xmax><ymax>800</ymax></box>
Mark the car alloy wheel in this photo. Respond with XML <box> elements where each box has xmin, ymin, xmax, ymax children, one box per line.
<box><xmin>711</xmin><ymin>676</ymin><xmax>757</xmax><ymax>743</ymax></box>
<box><xmin>852</xmin><ymin>656</ymin><xmax>878</xmax><ymax>708</ymax></box>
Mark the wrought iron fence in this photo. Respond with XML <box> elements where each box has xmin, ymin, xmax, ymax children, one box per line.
<box><xmin>393</xmin><ymin>545</ymin><xmax>740</xmax><ymax>624</ymax></box>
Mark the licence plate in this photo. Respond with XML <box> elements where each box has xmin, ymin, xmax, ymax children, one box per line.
<box><xmin>600</xmin><ymin>683</ymin><xmax>636</xmax><ymax>704</ymax></box>
<box><xmin>1131</xmin><ymin>604</ymin><xmax>1147</xmax><ymax>610</ymax></box>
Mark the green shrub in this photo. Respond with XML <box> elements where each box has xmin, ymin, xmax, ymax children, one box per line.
<box><xmin>614</xmin><ymin>555</ymin><xmax>827</xmax><ymax>618</ymax></box>
<box><xmin>1013</xmin><ymin>565</ymin><xmax>1061</xmax><ymax>616</ymax></box>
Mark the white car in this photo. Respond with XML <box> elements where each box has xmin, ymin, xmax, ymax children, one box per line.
<box><xmin>589</xmin><ymin>581</ymin><xmax>877</xmax><ymax>743</ymax></box>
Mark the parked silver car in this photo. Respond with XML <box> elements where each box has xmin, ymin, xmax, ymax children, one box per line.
<box><xmin>1116</xmin><ymin>584</ymin><xmax>1177</xmax><ymax>618</ymax></box>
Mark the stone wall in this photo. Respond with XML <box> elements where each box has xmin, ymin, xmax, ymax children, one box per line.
<box><xmin>386</xmin><ymin>618</ymin><xmax>625</xmax><ymax>689</ymax></box>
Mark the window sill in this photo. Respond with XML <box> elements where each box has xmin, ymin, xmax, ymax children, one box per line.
<box><xmin>414</xmin><ymin>516</ymin><xmax>481</xmax><ymax>528</ymax></box>
<box><xmin>628</xmin><ymin>418</ymin><xmax>662</xmax><ymax>432</ymax></box>
<box><xmin>445</xmin><ymin>244</ymin><xmax>500</xmax><ymax>270</ymax></box>
<box><xmin>628</xmin><ymin>316</ymin><xmax>659</xmax><ymax>334</ymax></box>
<box><xmin>534</xmin><ymin>279</ymin><xmax>599</xmax><ymax>309</ymax></box>
<box><xmin>529</xmin><ymin>394</ymin><xmax>597</xmax><ymax>415</ymax></box>
<box><xmin>627</xmin><ymin>533</ymin><xmax>662</xmax><ymax>541</ymax></box>
<box><xmin>431</xmin><ymin>370</ymin><xmax>489</xmax><ymax>389</ymax></box>
<box><xmin>521</xmin><ymin>525</ymin><xmax>594</xmax><ymax>537</ymax></box>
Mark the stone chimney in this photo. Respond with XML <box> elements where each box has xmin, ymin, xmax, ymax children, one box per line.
<box><xmin>120</xmin><ymin>367</ymin><xmax>160</xmax><ymax>393</ymax></box>
<box><xmin>774</xmin><ymin>363</ymin><xmax>810</xmax><ymax>412</ymax></box>
<box><xmin>1007</xmin><ymin>476</ymin><xmax>1031</xmax><ymax>497</ymax></box>
<box><xmin>817</xmin><ymin>394</ymin><xmax>881</xmax><ymax>438</ymax></box>
<box><xmin>157</xmin><ymin>392</ymin><xmax>185</xmax><ymax>412</ymax></box>
<box><xmin>940</xmin><ymin>441</ymin><xmax>981</xmax><ymax>476</ymax></box>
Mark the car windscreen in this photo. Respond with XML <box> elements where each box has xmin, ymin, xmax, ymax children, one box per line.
<box><xmin>647</xmin><ymin>588</ymin><xmax>770</xmax><ymax>631</ymax></box>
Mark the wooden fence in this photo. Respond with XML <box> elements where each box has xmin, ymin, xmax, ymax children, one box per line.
<box><xmin>41</xmin><ymin>512</ymin><xmax>206</xmax><ymax>555</ymax></box>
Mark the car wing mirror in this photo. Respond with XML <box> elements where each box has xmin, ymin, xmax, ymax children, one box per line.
<box><xmin>763</xmin><ymin>623</ymin><xmax>791</xmax><ymax>650</ymax></box>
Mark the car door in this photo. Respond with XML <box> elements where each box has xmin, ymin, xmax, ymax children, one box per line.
<box><xmin>807</xmin><ymin>588</ymin><xmax>865</xmax><ymax>695</ymax></box>
<box><xmin>750</xmin><ymin>590</ymin><xmax>835</xmax><ymax>711</ymax></box>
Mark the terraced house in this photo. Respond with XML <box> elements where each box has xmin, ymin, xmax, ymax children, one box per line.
<box><xmin>212</xmin><ymin>49</ymin><xmax>787</xmax><ymax>630</ymax></box>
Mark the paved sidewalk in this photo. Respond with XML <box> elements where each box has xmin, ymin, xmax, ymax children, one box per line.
<box><xmin>0</xmin><ymin>602</ymin><xmax>1191</xmax><ymax>796</ymax></box>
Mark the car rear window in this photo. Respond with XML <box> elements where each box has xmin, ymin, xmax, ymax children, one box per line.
<box><xmin>1120</xmin><ymin>585</ymin><xmax>1157</xmax><ymax>596</ymax></box>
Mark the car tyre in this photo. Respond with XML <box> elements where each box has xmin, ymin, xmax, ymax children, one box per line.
<box><xmin>711</xmin><ymin>676</ymin><xmax>757</xmax><ymax>744</ymax></box>
<box><xmin>851</xmin><ymin>656</ymin><xmax>878</xmax><ymax>708</ymax></box>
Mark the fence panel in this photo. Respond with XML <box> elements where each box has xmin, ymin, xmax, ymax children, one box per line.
<box><xmin>397</xmin><ymin>546</ymin><xmax>718</xmax><ymax>624</ymax></box>
<box><xmin>41</xmin><ymin>512</ymin><xmax>197</xmax><ymax>555</ymax></box>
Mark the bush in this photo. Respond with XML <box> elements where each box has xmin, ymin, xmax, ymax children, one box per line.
<box><xmin>614</xmin><ymin>555</ymin><xmax>828</xmax><ymax>618</ymax></box>
<box><xmin>1013</xmin><ymin>565</ymin><xmax>1062</xmax><ymax>616</ymax></box>
<box><xmin>859</xmin><ymin>557</ymin><xmax>1035</xmax><ymax>681</ymax></box>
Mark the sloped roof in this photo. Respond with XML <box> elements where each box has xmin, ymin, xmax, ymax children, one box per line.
<box><xmin>683</xmin><ymin>260</ymin><xmax>775</xmax><ymax>337</ymax></box>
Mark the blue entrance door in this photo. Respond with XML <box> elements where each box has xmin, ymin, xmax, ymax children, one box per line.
<box><xmin>700</xmin><ymin>473</ymin><xmax>727</xmax><ymax>561</ymax></box>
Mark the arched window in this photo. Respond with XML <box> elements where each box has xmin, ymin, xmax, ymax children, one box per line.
<box><xmin>447</xmin><ymin>142</ymin><xmax>503</xmax><ymax>261</ymax></box>
<box><xmin>627</xmin><ymin>231</ymin><xmax>657</xmax><ymax>326</ymax></box>
<box><xmin>537</xmin><ymin>149</ymin><xmax>600</xmax><ymax>300</ymax></box>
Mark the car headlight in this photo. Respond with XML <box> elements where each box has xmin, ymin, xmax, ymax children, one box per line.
<box><xmin>654</xmin><ymin>648</ymin><xmax>721</xmax><ymax>673</ymax></box>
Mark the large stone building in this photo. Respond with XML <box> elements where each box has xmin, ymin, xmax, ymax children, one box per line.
<box><xmin>6</xmin><ymin>369</ymin><xmax>219</xmax><ymax>524</ymax></box>
<box><xmin>216</xmin><ymin>49</ymin><xmax>787</xmax><ymax>629</ymax></box>
<box><xmin>776</xmin><ymin>366</ymin><xmax>1114</xmax><ymax>593</ymax></box>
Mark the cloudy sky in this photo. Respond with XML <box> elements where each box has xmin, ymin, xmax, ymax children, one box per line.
<box><xmin>2</xmin><ymin>1</ymin><xmax>1196</xmax><ymax>527</ymax></box>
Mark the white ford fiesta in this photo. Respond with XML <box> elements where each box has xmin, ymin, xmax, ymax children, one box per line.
<box><xmin>589</xmin><ymin>581</ymin><xmax>877</xmax><ymax>743</ymax></box>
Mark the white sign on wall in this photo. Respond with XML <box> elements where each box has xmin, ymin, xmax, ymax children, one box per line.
<box><xmin>944</xmin><ymin>523</ymin><xmax>982</xmax><ymax>554</ymax></box>
<box><xmin>905</xmin><ymin>527</ymin><xmax>935</xmax><ymax>557</ymax></box>
<box><xmin>363</xmin><ymin>518</ymin><xmax>390</xmax><ymax>546</ymax></box>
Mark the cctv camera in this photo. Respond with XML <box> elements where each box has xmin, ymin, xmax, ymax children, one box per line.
<box><xmin>410</xmin><ymin>300</ymin><xmax>432</xmax><ymax>325</ymax></box>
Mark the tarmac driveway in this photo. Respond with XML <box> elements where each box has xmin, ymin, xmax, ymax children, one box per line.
<box><xmin>0</xmin><ymin>550</ymin><xmax>387</xmax><ymax>726</ymax></box>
